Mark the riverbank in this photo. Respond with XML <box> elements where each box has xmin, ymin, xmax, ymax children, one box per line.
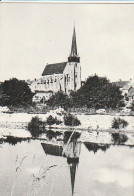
<box><xmin>7</xmin><ymin>105</ymin><xmax>134</xmax><ymax>115</ymax></box>
<box><xmin>0</xmin><ymin>112</ymin><xmax>134</xmax><ymax>131</ymax></box>
<box><xmin>0</xmin><ymin>112</ymin><xmax>134</xmax><ymax>146</ymax></box>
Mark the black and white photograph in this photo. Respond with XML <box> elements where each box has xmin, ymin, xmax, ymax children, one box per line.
<box><xmin>0</xmin><ymin>2</ymin><xmax>134</xmax><ymax>196</ymax></box>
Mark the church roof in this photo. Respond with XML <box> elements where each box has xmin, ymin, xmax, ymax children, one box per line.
<box><xmin>70</xmin><ymin>27</ymin><xmax>77</xmax><ymax>57</ymax></box>
<box><xmin>42</xmin><ymin>62</ymin><xmax>67</xmax><ymax>76</ymax></box>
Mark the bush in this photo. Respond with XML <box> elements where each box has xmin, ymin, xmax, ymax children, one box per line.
<box><xmin>64</xmin><ymin>114</ymin><xmax>81</xmax><ymax>126</ymax></box>
<box><xmin>28</xmin><ymin>116</ymin><xmax>45</xmax><ymax>137</ymax></box>
<box><xmin>111</xmin><ymin>117</ymin><xmax>128</xmax><ymax>129</ymax></box>
<box><xmin>46</xmin><ymin>115</ymin><xmax>62</xmax><ymax>126</ymax></box>
<box><xmin>111</xmin><ymin>132</ymin><xmax>128</xmax><ymax>144</ymax></box>
<box><xmin>46</xmin><ymin>91</ymin><xmax>71</xmax><ymax>109</ymax></box>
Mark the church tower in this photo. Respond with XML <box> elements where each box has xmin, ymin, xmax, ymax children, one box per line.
<box><xmin>64</xmin><ymin>26</ymin><xmax>81</xmax><ymax>94</ymax></box>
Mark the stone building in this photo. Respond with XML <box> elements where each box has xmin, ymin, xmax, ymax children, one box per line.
<box><xmin>31</xmin><ymin>27</ymin><xmax>81</xmax><ymax>102</ymax></box>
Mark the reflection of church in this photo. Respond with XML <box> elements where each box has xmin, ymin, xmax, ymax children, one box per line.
<box><xmin>41</xmin><ymin>137</ymin><xmax>110</xmax><ymax>196</ymax></box>
<box><xmin>41</xmin><ymin>139</ymin><xmax>81</xmax><ymax>196</ymax></box>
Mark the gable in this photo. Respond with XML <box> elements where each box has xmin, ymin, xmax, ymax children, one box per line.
<box><xmin>113</xmin><ymin>81</ymin><xmax>129</xmax><ymax>88</ymax></box>
<box><xmin>42</xmin><ymin>62</ymin><xmax>67</xmax><ymax>76</ymax></box>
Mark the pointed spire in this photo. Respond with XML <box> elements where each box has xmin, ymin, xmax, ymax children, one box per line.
<box><xmin>71</xmin><ymin>26</ymin><xmax>77</xmax><ymax>56</ymax></box>
<box><xmin>68</xmin><ymin>26</ymin><xmax>80</xmax><ymax>63</ymax></box>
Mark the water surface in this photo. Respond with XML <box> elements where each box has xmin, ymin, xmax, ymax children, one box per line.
<box><xmin>0</xmin><ymin>133</ymin><xmax>133</xmax><ymax>196</ymax></box>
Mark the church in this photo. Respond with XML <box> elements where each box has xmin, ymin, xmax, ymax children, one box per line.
<box><xmin>30</xmin><ymin>27</ymin><xmax>81</xmax><ymax>102</ymax></box>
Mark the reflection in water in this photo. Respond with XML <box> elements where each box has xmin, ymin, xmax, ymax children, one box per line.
<box><xmin>41</xmin><ymin>130</ymin><xmax>114</xmax><ymax>195</ymax></box>
<box><xmin>46</xmin><ymin>130</ymin><xmax>62</xmax><ymax>140</ymax></box>
<box><xmin>41</xmin><ymin>143</ymin><xmax>63</xmax><ymax>157</ymax></box>
<box><xmin>84</xmin><ymin>142</ymin><xmax>110</xmax><ymax>154</ymax></box>
<box><xmin>0</xmin><ymin>135</ymin><xmax>31</xmax><ymax>146</ymax></box>
<box><xmin>63</xmin><ymin>131</ymin><xmax>81</xmax><ymax>144</ymax></box>
<box><xmin>42</xmin><ymin>130</ymin><xmax>81</xmax><ymax>196</ymax></box>
<box><xmin>0</xmin><ymin>130</ymin><xmax>133</xmax><ymax>196</ymax></box>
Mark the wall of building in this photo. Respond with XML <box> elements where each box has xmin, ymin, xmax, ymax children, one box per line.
<box><xmin>30</xmin><ymin>74</ymin><xmax>64</xmax><ymax>93</ymax></box>
<box><xmin>63</xmin><ymin>62</ymin><xmax>81</xmax><ymax>94</ymax></box>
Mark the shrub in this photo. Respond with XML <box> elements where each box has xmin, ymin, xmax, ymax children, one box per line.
<box><xmin>46</xmin><ymin>91</ymin><xmax>71</xmax><ymax>109</ymax></box>
<box><xmin>64</xmin><ymin>114</ymin><xmax>81</xmax><ymax>126</ymax></box>
<box><xmin>28</xmin><ymin>116</ymin><xmax>45</xmax><ymax>137</ymax></box>
<box><xmin>111</xmin><ymin>132</ymin><xmax>128</xmax><ymax>144</ymax></box>
<box><xmin>46</xmin><ymin>115</ymin><xmax>62</xmax><ymax>126</ymax></box>
<box><xmin>111</xmin><ymin>117</ymin><xmax>128</xmax><ymax>129</ymax></box>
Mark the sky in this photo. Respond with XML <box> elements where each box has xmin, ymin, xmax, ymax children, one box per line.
<box><xmin>0</xmin><ymin>3</ymin><xmax>134</xmax><ymax>82</ymax></box>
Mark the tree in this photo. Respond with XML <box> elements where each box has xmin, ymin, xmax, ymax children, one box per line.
<box><xmin>46</xmin><ymin>91</ymin><xmax>71</xmax><ymax>109</ymax></box>
<box><xmin>0</xmin><ymin>78</ymin><xmax>34</xmax><ymax>106</ymax></box>
<box><xmin>71</xmin><ymin>75</ymin><xmax>124</xmax><ymax>109</ymax></box>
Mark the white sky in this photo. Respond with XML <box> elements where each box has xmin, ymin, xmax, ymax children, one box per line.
<box><xmin>0</xmin><ymin>3</ymin><xmax>134</xmax><ymax>82</ymax></box>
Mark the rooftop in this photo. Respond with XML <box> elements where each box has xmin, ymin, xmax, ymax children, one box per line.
<box><xmin>112</xmin><ymin>81</ymin><xmax>129</xmax><ymax>88</ymax></box>
<box><xmin>128</xmin><ymin>87</ymin><xmax>134</xmax><ymax>97</ymax></box>
<box><xmin>42</xmin><ymin>62</ymin><xmax>67</xmax><ymax>76</ymax></box>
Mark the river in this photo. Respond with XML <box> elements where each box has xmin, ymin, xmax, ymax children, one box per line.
<box><xmin>0</xmin><ymin>133</ymin><xmax>133</xmax><ymax>196</ymax></box>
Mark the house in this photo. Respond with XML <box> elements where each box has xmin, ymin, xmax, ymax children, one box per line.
<box><xmin>125</xmin><ymin>87</ymin><xmax>134</xmax><ymax>107</ymax></box>
<box><xmin>112</xmin><ymin>80</ymin><xmax>129</xmax><ymax>91</ymax></box>
<box><xmin>30</xmin><ymin>27</ymin><xmax>81</xmax><ymax>102</ymax></box>
<box><xmin>121</xmin><ymin>79</ymin><xmax>133</xmax><ymax>96</ymax></box>
<box><xmin>32</xmin><ymin>90</ymin><xmax>53</xmax><ymax>102</ymax></box>
<box><xmin>127</xmin><ymin>87</ymin><xmax>134</xmax><ymax>102</ymax></box>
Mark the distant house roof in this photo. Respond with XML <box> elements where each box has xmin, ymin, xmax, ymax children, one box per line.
<box><xmin>26</xmin><ymin>80</ymin><xmax>33</xmax><ymax>85</ymax></box>
<box><xmin>128</xmin><ymin>87</ymin><xmax>134</xmax><ymax>97</ymax></box>
<box><xmin>122</xmin><ymin>82</ymin><xmax>132</xmax><ymax>90</ymax></box>
<box><xmin>42</xmin><ymin>62</ymin><xmax>67</xmax><ymax>76</ymax></box>
<box><xmin>112</xmin><ymin>81</ymin><xmax>129</xmax><ymax>88</ymax></box>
